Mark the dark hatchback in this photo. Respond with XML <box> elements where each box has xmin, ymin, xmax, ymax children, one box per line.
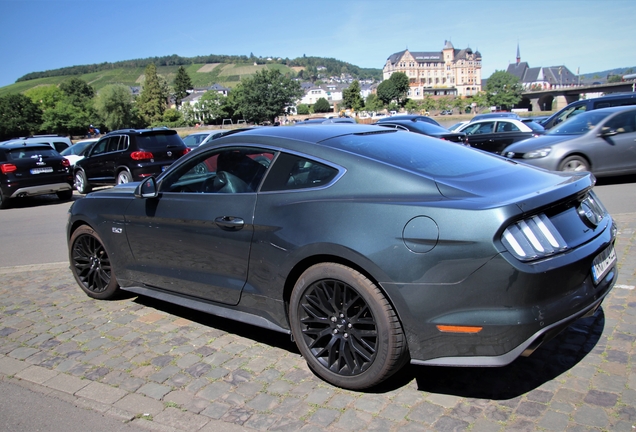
<box><xmin>68</xmin><ymin>125</ymin><xmax>617</xmax><ymax>390</ymax></box>
<box><xmin>375</xmin><ymin>118</ymin><xmax>467</xmax><ymax>143</ymax></box>
<box><xmin>74</xmin><ymin>128</ymin><xmax>189</xmax><ymax>194</ymax></box>
<box><xmin>0</xmin><ymin>143</ymin><xmax>73</xmax><ymax>208</ymax></box>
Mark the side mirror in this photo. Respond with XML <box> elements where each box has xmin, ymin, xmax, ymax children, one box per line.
<box><xmin>599</xmin><ymin>126</ymin><xmax>618</xmax><ymax>137</ymax></box>
<box><xmin>135</xmin><ymin>177</ymin><xmax>158</xmax><ymax>198</ymax></box>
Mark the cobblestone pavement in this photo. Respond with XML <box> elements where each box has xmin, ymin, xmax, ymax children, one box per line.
<box><xmin>1</xmin><ymin>214</ymin><xmax>635</xmax><ymax>432</ymax></box>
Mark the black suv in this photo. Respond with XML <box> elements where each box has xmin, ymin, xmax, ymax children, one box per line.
<box><xmin>74</xmin><ymin>128</ymin><xmax>189</xmax><ymax>194</ymax></box>
<box><xmin>0</xmin><ymin>143</ymin><xmax>73</xmax><ymax>209</ymax></box>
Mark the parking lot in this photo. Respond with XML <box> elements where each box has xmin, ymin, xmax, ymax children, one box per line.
<box><xmin>0</xmin><ymin>189</ymin><xmax>634</xmax><ymax>431</ymax></box>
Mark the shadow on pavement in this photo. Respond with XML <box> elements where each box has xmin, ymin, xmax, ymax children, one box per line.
<box><xmin>132</xmin><ymin>294</ymin><xmax>604</xmax><ymax>398</ymax></box>
<box><xmin>596</xmin><ymin>174</ymin><xmax>636</xmax><ymax>186</ymax></box>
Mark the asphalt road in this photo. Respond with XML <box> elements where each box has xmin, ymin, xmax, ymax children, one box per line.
<box><xmin>0</xmin><ymin>175</ymin><xmax>634</xmax><ymax>269</ymax></box>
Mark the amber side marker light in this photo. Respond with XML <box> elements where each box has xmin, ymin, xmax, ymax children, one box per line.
<box><xmin>436</xmin><ymin>325</ymin><xmax>483</xmax><ymax>333</ymax></box>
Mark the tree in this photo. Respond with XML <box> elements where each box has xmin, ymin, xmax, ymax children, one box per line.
<box><xmin>42</xmin><ymin>78</ymin><xmax>97</xmax><ymax>135</ymax></box>
<box><xmin>173</xmin><ymin>66</ymin><xmax>193</xmax><ymax>106</ymax></box>
<box><xmin>24</xmin><ymin>85</ymin><xmax>63</xmax><ymax>111</ymax></box>
<box><xmin>313</xmin><ymin>97</ymin><xmax>331</xmax><ymax>113</ymax></box>
<box><xmin>296</xmin><ymin>104</ymin><xmax>310</xmax><ymax>115</ymax></box>
<box><xmin>193</xmin><ymin>90</ymin><xmax>228</xmax><ymax>124</ymax></box>
<box><xmin>342</xmin><ymin>80</ymin><xmax>364</xmax><ymax>111</ymax></box>
<box><xmin>59</xmin><ymin>77</ymin><xmax>95</xmax><ymax>105</ymax></box>
<box><xmin>485</xmin><ymin>71</ymin><xmax>523</xmax><ymax>110</ymax></box>
<box><xmin>376</xmin><ymin>80</ymin><xmax>397</xmax><ymax>106</ymax></box>
<box><xmin>137</xmin><ymin>63</ymin><xmax>170</xmax><ymax>125</ymax></box>
<box><xmin>389</xmin><ymin>72</ymin><xmax>410</xmax><ymax>106</ymax></box>
<box><xmin>232</xmin><ymin>69</ymin><xmax>303</xmax><ymax>123</ymax></box>
<box><xmin>0</xmin><ymin>94</ymin><xmax>43</xmax><ymax>140</ymax></box>
<box><xmin>94</xmin><ymin>84</ymin><xmax>136</xmax><ymax>131</ymax></box>
<box><xmin>364</xmin><ymin>94</ymin><xmax>383</xmax><ymax>112</ymax></box>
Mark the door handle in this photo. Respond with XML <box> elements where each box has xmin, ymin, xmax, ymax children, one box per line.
<box><xmin>215</xmin><ymin>216</ymin><xmax>245</xmax><ymax>231</ymax></box>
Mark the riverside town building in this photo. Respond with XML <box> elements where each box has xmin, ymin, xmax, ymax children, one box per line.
<box><xmin>383</xmin><ymin>40</ymin><xmax>482</xmax><ymax>98</ymax></box>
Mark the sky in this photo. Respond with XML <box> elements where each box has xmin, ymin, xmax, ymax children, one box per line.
<box><xmin>1</xmin><ymin>0</ymin><xmax>635</xmax><ymax>88</ymax></box>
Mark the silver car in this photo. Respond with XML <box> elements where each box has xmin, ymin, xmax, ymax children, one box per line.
<box><xmin>503</xmin><ymin>106</ymin><xmax>636</xmax><ymax>177</ymax></box>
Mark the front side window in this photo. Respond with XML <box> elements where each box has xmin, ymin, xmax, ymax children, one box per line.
<box><xmin>463</xmin><ymin>121</ymin><xmax>495</xmax><ymax>135</ymax></box>
<box><xmin>161</xmin><ymin>147</ymin><xmax>274</xmax><ymax>194</ymax></box>
<box><xmin>604</xmin><ymin>111</ymin><xmax>636</xmax><ymax>134</ymax></box>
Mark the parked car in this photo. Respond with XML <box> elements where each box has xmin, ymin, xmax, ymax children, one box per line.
<box><xmin>182</xmin><ymin>131</ymin><xmax>216</xmax><ymax>148</ymax></box>
<box><xmin>503</xmin><ymin>105</ymin><xmax>636</xmax><ymax>177</ymax></box>
<box><xmin>375</xmin><ymin>119</ymin><xmax>467</xmax><ymax>143</ymax></box>
<box><xmin>540</xmin><ymin>93</ymin><xmax>636</xmax><ymax>129</ymax></box>
<box><xmin>440</xmin><ymin>109</ymin><xmax>453</xmax><ymax>115</ymax></box>
<box><xmin>376</xmin><ymin>114</ymin><xmax>440</xmax><ymax>126</ymax></box>
<box><xmin>470</xmin><ymin>112</ymin><xmax>520</xmax><ymax>122</ymax></box>
<box><xmin>68</xmin><ymin>124</ymin><xmax>617</xmax><ymax>390</ymax></box>
<box><xmin>0</xmin><ymin>142</ymin><xmax>73</xmax><ymax>208</ymax></box>
<box><xmin>74</xmin><ymin>128</ymin><xmax>189</xmax><ymax>194</ymax></box>
<box><xmin>60</xmin><ymin>139</ymin><xmax>97</xmax><ymax>167</ymax></box>
<box><xmin>457</xmin><ymin>118</ymin><xmax>544</xmax><ymax>154</ymax></box>
<box><xmin>0</xmin><ymin>135</ymin><xmax>72</xmax><ymax>153</ymax></box>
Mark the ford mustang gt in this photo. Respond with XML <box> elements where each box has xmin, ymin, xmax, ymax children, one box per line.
<box><xmin>67</xmin><ymin>124</ymin><xmax>617</xmax><ymax>390</ymax></box>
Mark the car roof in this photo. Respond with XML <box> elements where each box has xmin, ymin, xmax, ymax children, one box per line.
<box><xmin>210</xmin><ymin>124</ymin><xmax>387</xmax><ymax>145</ymax></box>
<box><xmin>0</xmin><ymin>142</ymin><xmax>57</xmax><ymax>151</ymax></box>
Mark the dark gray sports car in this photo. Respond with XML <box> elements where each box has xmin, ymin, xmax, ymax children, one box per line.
<box><xmin>67</xmin><ymin>124</ymin><xmax>618</xmax><ymax>390</ymax></box>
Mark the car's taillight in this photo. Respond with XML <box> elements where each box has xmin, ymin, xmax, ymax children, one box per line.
<box><xmin>130</xmin><ymin>151</ymin><xmax>154</xmax><ymax>161</ymax></box>
<box><xmin>182</xmin><ymin>148</ymin><xmax>192</xmax><ymax>156</ymax></box>
<box><xmin>502</xmin><ymin>213</ymin><xmax>568</xmax><ymax>261</ymax></box>
<box><xmin>61</xmin><ymin>159</ymin><xmax>70</xmax><ymax>167</ymax></box>
<box><xmin>0</xmin><ymin>163</ymin><xmax>17</xmax><ymax>174</ymax></box>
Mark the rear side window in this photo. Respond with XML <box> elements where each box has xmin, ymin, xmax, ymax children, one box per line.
<box><xmin>135</xmin><ymin>133</ymin><xmax>184</xmax><ymax>150</ymax></box>
<box><xmin>53</xmin><ymin>141</ymin><xmax>69</xmax><ymax>152</ymax></box>
<box><xmin>261</xmin><ymin>153</ymin><xmax>339</xmax><ymax>192</ymax></box>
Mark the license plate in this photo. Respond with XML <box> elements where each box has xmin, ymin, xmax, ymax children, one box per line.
<box><xmin>591</xmin><ymin>245</ymin><xmax>616</xmax><ymax>284</ymax></box>
<box><xmin>30</xmin><ymin>167</ymin><xmax>53</xmax><ymax>174</ymax></box>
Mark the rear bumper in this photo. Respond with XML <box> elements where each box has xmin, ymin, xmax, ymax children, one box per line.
<box><xmin>8</xmin><ymin>182</ymin><xmax>73</xmax><ymax>198</ymax></box>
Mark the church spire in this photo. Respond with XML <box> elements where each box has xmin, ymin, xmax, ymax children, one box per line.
<box><xmin>516</xmin><ymin>43</ymin><xmax>521</xmax><ymax>65</ymax></box>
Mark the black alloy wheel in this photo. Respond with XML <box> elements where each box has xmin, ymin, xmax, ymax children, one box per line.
<box><xmin>69</xmin><ymin>225</ymin><xmax>119</xmax><ymax>299</ymax></box>
<box><xmin>290</xmin><ymin>263</ymin><xmax>408</xmax><ymax>390</ymax></box>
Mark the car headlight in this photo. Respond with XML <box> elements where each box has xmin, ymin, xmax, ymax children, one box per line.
<box><xmin>502</xmin><ymin>213</ymin><xmax>568</xmax><ymax>261</ymax></box>
<box><xmin>523</xmin><ymin>147</ymin><xmax>551</xmax><ymax>159</ymax></box>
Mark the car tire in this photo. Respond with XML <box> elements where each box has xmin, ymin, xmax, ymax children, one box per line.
<box><xmin>0</xmin><ymin>189</ymin><xmax>10</xmax><ymax>209</ymax></box>
<box><xmin>289</xmin><ymin>263</ymin><xmax>408</xmax><ymax>390</ymax></box>
<box><xmin>559</xmin><ymin>155</ymin><xmax>590</xmax><ymax>172</ymax></box>
<box><xmin>116</xmin><ymin>170</ymin><xmax>132</xmax><ymax>184</ymax></box>
<box><xmin>57</xmin><ymin>189</ymin><xmax>73</xmax><ymax>201</ymax></box>
<box><xmin>75</xmin><ymin>170</ymin><xmax>92</xmax><ymax>194</ymax></box>
<box><xmin>69</xmin><ymin>225</ymin><xmax>120</xmax><ymax>300</ymax></box>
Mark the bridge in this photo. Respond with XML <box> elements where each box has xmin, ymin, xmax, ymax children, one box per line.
<box><xmin>520</xmin><ymin>81</ymin><xmax>636</xmax><ymax>112</ymax></box>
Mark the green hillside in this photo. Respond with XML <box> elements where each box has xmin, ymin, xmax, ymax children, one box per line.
<box><xmin>0</xmin><ymin>63</ymin><xmax>299</xmax><ymax>97</ymax></box>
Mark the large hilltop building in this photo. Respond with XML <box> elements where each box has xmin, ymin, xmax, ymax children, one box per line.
<box><xmin>383</xmin><ymin>41</ymin><xmax>482</xmax><ymax>99</ymax></box>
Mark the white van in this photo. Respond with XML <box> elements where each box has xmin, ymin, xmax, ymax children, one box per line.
<box><xmin>0</xmin><ymin>135</ymin><xmax>72</xmax><ymax>153</ymax></box>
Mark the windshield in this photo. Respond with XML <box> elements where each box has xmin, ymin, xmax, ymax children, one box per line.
<box><xmin>547</xmin><ymin>111</ymin><xmax>612</xmax><ymax>136</ymax></box>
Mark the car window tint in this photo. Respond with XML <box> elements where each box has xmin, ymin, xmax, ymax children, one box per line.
<box><xmin>323</xmin><ymin>131</ymin><xmax>509</xmax><ymax>178</ymax></box>
<box><xmin>604</xmin><ymin>111</ymin><xmax>636</xmax><ymax>134</ymax></box>
<box><xmin>106</xmin><ymin>136</ymin><xmax>121</xmax><ymax>153</ymax></box>
<box><xmin>161</xmin><ymin>147</ymin><xmax>274</xmax><ymax>194</ymax></box>
<box><xmin>261</xmin><ymin>152</ymin><xmax>339</xmax><ymax>192</ymax></box>
<box><xmin>8</xmin><ymin>148</ymin><xmax>58</xmax><ymax>160</ymax></box>
<box><xmin>136</xmin><ymin>132</ymin><xmax>183</xmax><ymax>149</ymax></box>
